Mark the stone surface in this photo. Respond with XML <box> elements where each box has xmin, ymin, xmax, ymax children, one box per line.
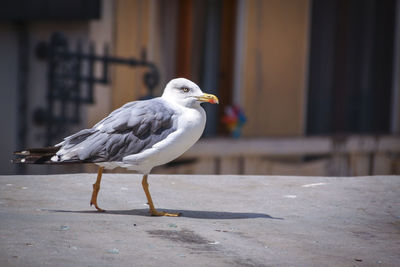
<box><xmin>0</xmin><ymin>174</ymin><xmax>399</xmax><ymax>266</ymax></box>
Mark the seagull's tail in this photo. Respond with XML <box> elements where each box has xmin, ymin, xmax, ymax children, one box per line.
<box><xmin>12</xmin><ymin>146</ymin><xmax>61</xmax><ymax>164</ymax></box>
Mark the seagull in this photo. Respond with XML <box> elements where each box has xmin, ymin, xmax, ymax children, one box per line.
<box><xmin>13</xmin><ymin>78</ymin><xmax>219</xmax><ymax>216</ymax></box>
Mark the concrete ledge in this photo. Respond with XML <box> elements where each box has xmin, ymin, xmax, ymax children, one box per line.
<box><xmin>0</xmin><ymin>174</ymin><xmax>399</xmax><ymax>266</ymax></box>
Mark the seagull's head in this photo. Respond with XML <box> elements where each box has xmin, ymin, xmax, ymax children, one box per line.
<box><xmin>162</xmin><ymin>78</ymin><xmax>219</xmax><ymax>107</ymax></box>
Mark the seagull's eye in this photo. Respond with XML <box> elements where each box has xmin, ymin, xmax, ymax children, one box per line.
<box><xmin>181</xmin><ymin>87</ymin><xmax>190</xmax><ymax>93</ymax></box>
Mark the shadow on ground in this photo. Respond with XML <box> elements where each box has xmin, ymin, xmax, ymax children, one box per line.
<box><xmin>50</xmin><ymin>208</ymin><xmax>283</xmax><ymax>220</ymax></box>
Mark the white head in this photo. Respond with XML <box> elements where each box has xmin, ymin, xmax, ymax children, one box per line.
<box><xmin>162</xmin><ymin>78</ymin><xmax>219</xmax><ymax>107</ymax></box>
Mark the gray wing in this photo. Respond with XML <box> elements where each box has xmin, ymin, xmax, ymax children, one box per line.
<box><xmin>56</xmin><ymin>97</ymin><xmax>177</xmax><ymax>162</ymax></box>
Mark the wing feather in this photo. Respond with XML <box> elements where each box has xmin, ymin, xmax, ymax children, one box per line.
<box><xmin>54</xmin><ymin>98</ymin><xmax>177</xmax><ymax>163</ymax></box>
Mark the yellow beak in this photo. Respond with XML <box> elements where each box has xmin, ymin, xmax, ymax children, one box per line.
<box><xmin>196</xmin><ymin>93</ymin><xmax>219</xmax><ymax>104</ymax></box>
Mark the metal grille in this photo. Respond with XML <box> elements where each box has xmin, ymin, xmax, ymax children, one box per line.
<box><xmin>34</xmin><ymin>32</ymin><xmax>160</xmax><ymax>146</ymax></box>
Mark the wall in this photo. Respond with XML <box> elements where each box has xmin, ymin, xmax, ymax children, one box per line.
<box><xmin>87</xmin><ymin>0</ymin><xmax>115</xmax><ymax>127</ymax></box>
<box><xmin>0</xmin><ymin>24</ymin><xmax>18</xmax><ymax>174</ymax></box>
<box><xmin>241</xmin><ymin>0</ymin><xmax>310</xmax><ymax>137</ymax></box>
<box><xmin>112</xmin><ymin>0</ymin><xmax>152</xmax><ymax>109</ymax></box>
<box><xmin>112</xmin><ymin>0</ymin><xmax>191</xmax><ymax>109</ymax></box>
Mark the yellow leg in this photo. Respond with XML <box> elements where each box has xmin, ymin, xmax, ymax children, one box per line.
<box><xmin>90</xmin><ymin>167</ymin><xmax>105</xmax><ymax>212</ymax></box>
<box><xmin>141</xmin><ymin>174</ymin><xmax>180</xmax><ymax>217</ymax></box>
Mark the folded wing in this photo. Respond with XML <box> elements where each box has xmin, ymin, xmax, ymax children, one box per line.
<box><xmin>15</xmin><ymin>98</ymin><xmax>178</xmax><ymax>164</ymax></box>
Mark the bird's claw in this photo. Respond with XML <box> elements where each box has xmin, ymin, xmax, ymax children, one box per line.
<box><xmin>90</xmin><ymin>200</ymin><xmax>106</xmax><ymax>212</ymax></box>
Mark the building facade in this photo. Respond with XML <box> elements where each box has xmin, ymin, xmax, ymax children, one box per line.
<box><xmin>1</xmin><ymin>0</ymin><xmax>399</xmax><ymax>174</ymax></box>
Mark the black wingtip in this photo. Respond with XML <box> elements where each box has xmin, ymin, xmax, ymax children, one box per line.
<box><xmin>12</xmin><ymin>146</ymin><xmax>61</xmax><ymax>164</ymax></box>
<box><xmin>13</xmin><ymin>150</ymin><xmax>30</xmax><ymax>156</ymax></box>
<box><xmin>13</xmin><ymin>146</ymin><xmax>60</xmax><ymax>156</ymax></box>
<box><xmin>11</xmin><ymin>158</ymin><xmax>25</xmax><ymax>164</ymax></box>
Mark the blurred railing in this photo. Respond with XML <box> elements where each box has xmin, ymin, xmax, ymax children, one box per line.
<box><xmin>154</xmin><ymin>136</ymin><xmax>400</xmax><ymax>176</ymax></box>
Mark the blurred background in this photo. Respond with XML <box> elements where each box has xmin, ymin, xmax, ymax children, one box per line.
<box><xmin>1</xmin><ymin>0</ymin><xmax>399</xmax><ymax>176</ymax></box>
